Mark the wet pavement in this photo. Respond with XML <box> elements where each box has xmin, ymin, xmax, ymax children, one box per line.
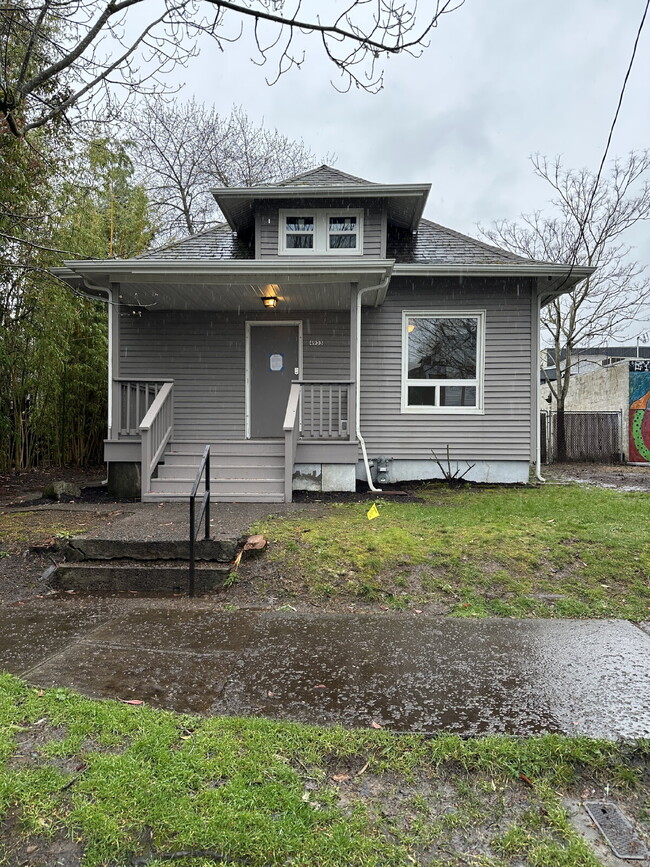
<box><xmin>2</xmin><ymin>597</ymin><xmax>649</xmax><ymax>739</ymax></box>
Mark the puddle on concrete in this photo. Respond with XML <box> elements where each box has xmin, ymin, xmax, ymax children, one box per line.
<box><xmin>2</xmin><ymin>601</ymin><xmax>649</xmax><ymax>737</ymax></box>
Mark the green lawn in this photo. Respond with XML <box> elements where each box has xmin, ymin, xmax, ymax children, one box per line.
<box><xmin>1</xmin><ymin>675</ymin><xmax>648</xmax><ymax>866</ymax></box>
<box><xmin>252</xmin><ymin>484</ymin><xmax>650</xmax><ymax>620</ymax></box>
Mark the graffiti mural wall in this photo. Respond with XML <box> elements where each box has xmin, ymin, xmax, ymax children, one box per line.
<box><xmin>629</xmin><ymin>360</ymin><xmax>650</xmax><ymax>464</ymax></box>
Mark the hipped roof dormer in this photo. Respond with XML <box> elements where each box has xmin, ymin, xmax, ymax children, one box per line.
<box><xmin>211</xmin><ymin>165</ymin><xmax>431</xmax><ymax>235</ymax></box>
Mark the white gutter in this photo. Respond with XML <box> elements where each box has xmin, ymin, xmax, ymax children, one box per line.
<box><xmin>356</xmin><ymin>274</ymin><xmax>393</xmax><ymax>493</ymax></box>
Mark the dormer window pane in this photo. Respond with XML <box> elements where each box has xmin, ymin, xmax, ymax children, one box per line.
<box><xmin>329</xmin><ymin>234</ymin><xmax>356</xmax><ymax>249</ymax></box>
<box><xmin>328</xmin><ymin>215</ymin><xmax>357</xmax><ymax>250</ymax></box>
<box><xmin>285</xmin><ymin>215</ymin><xmax>314</xmax><ymax>249</ymax></box>
<box><xmin>286</xmin><ymin>216</ymin><xmax>314</xmax><ymax>232</ymax></box>
<box><xmin>279</xmin><ymin>210</ymin><xmax>362</xmax><ymax>254</ymax></box>
<box><xmin>329</xmin><ymin>216</ymin><xmax>357</xmax><ymax>232</ymax></box>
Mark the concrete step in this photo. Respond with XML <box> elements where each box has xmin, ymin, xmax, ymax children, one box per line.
<box><xmin>53</xmin><ymin>561</ymin><xmax>231</xmax><ymax>593</ymax></box>
<box><xmin>156</xmin><ymin>463</ymin><xmax>284</xmax><ymax>481</ymax></box>
<box><xmin>65</xmin><ymin>538</ymin><xmax>237</xmax><ymax>563</ymax></box>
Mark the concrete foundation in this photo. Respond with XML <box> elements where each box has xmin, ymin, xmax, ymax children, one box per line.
<box><xmin>358</xmin><ymin>458</ymin><xmax>530</xmax><ymax>485</ymax></box>
<box><xmin>107</xmin><ymin>461</ymin><xmax>141</xmax><ymax>499</ymax></box>
<box><xmin>292</xmin><ymin>463</ymin><xmax>357</xmax><ymax>492</ymax></box>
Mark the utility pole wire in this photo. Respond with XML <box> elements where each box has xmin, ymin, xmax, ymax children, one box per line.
<box><xmin>558</xmin><ymin>0</ymin><xmax>650</xmax><ymax>289</ymax></box>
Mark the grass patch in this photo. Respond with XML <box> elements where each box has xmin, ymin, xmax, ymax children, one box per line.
<box><xmin>0</xmin><ymin>675</ymin><xmax>648</xmax><ymax>865</ymax></box>
<box><xmin>252</xmin><ymin>484</ymin><xmax>650</xmax><ymax>620</ymax></box>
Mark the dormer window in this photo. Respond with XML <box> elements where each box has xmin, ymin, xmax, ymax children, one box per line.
<box><xmin>279</xmin><ymin>209</ymin><xmax>363</xmax><ymax>254</ymax></box>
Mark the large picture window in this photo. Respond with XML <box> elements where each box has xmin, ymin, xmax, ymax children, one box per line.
<box><xmin>279</xmin><ymin>210</ymin><xmax>363</xmax><ymax>254</ymax></box>
<box><xmin>402</xmin><ymin>311</ymin><xmax>484</xmax><ymax>413</ymax></box>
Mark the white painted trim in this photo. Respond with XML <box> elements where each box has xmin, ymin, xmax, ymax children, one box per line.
<box><xmin>400</xmin><ymin>310</ymin><xmax>486</xmax><ymax>415</ymax></box>
<box><xmin>278</xmin><ymin>209</ymin><xmax>364</xmax><ymax>256</ymax></box>
<box><xmin>245</xmin><ymin>320</ymin><xmax>303</xmax><ymax>438</ymax></box>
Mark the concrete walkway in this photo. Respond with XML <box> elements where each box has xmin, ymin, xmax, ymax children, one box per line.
<box><xmin>2</xmin><ymin>596</ymin><xmax>649</xmax><ymax>739</ymax></box>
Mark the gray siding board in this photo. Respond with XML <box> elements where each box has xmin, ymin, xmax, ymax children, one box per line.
<box><xmin>359</xmin><ymin>277</ymin><xmax>534</xmax><ymax>461</ymax></box>
<box><xmin>256</xmin><ymin>199</ymin><xmax>383</xmax><ymax>258</ymax></box>
<box><xmin>118</xmin><ymin>308</ymin><xmax>350</xmax><ymax>441</ymax></box>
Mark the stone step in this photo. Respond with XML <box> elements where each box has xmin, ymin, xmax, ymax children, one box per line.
<box><xmin>65</xmin><ymin>538</ymin><xmax>237</xmax><ymax>563</ymax></box>
<box><xmin>53</xmin><ymin>560</ymin><xmax>231</xmax><ymax>593</ymax></box>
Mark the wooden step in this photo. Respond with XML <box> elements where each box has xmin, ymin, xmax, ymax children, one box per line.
<box><xmin>156</xmin><ymin>464</ymin><xmax>283</xmax><ymax>482</ymax></box>
<box><xmin>142</xmin><ymin>491</ymin><xmax>285</xmax><ymax>503</ymax></box>
<box><xmin>160</xmin><ymin>454</ymin><xmax>284</xmax><ymax>471</ymax></box>
<box><xmin>168</xmin><ymin>440</ymin><xmax>284</xmax><ymax>456</ymax></box>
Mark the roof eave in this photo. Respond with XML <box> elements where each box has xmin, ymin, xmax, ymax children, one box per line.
<box><xmin>57</xmin><ymin>258</ymin><xmax>396</xmax><ymax>289</ymax></box>
<box><xmin>213</xmin><ymin>183</ymin><xmax>431</xmax><ymax>232</ymax></box>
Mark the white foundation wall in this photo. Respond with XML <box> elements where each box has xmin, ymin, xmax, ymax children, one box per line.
<box><xmin>356</xmin><ymin>459</ymin><xmax>530</xmax><ymax>485</ymax></box>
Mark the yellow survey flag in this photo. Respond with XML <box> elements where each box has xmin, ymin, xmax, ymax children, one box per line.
<box><xmin>367</xmin><ymin>503</ymin><xmax>380</xmax><ymax>520</ymax></box>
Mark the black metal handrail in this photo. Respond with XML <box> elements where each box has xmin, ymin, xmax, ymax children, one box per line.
<box><xmin>188</xmin><ymin>445</ymin><xmax>211</xmax><ymax>597</ymax></box>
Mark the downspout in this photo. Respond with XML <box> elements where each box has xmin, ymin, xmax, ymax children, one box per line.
<box><xmin>80</xmin><ymin>278</ymin><xmax>114</xmax><ymax>481</ymax></box>
<box><xmin>534</xmin><ymin>288</ymin><xmax>545</xmax><ymax>483</ymax></box>
<box><xmin>356</xmin><ymin>275</ymin><xmax>392</xmax><ymax>492</ymax></box>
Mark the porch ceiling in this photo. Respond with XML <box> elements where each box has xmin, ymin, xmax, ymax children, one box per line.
<box><xmin>56</xmin><ymin>259</ymin><xmax>394</xmax><ymax>311</ymax></box>
<box><xmin>117</xmin><ymin>280</ymin><xmax>357</xmax><ymax>311</ymax></box>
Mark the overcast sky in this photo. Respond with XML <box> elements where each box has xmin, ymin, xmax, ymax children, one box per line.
<box><xmin>165</xmin><ymin>0</ymin><xmax>650</xmax><ymax>339</ymax></box>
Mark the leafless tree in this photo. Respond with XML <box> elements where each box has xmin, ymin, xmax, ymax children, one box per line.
<box><xmin>481</xmin><ymin>152</ymin><xmax>650</xmax><ymax>455</ymax></box>
<box><xmin>0</xmin><ymin>0</ymin><xmax>463</xmax><ymax>137</ymax></box>
<box><xmin>126</xmin><ymin>99</ymin><xmax>318</xmax><ymax>239</ymax></box>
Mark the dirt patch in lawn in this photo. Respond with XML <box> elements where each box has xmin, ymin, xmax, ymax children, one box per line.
<box><xmin>0</xmin><ymin>509</ymin><xmax>126</xmax><ymax>605</ymax></box>
<box><xmin>545</xmin><ymin>462</ymin><xmax>650</xmax><ymax>491</ymax></box>
<box><xmin>0</xmin><ymin>466</ymin><xmax>106</xmax><ymax>506</ymax></box>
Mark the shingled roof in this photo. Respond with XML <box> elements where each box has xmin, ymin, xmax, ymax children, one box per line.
<box><xmin>268</xmin><ymin>165</ymin><xmax>377</xmax><ymax>187</ymax></box>
<box><xmin>387</xmin><ymin>219</ymin><xmax>532</xmax><ymax>265</ymax></box>
<box><xmin>136</xmin><ymin>217</ymin><xmax>534</xmax><ymax>266</ymax></box>
<box><xmin>137</xmin><ymin>225</ymin><xmax>253</xmax><ymax>260</ymax></box>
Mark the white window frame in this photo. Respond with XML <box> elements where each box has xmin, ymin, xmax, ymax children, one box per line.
<box><xmin>278</xmin><ymin>209</ymin><xmax>363</xmax><ymax>255</ymax></box>
<box><xmin>401</xmin><ymin>310</ymin><xmax>485</xmax><ymax>414</ymax></box>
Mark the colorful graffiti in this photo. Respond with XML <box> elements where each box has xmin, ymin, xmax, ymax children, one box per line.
<box><xmin>629</xmin><ymin>361</ymin><xmax>650</xmax><ymax>463</ymax></box>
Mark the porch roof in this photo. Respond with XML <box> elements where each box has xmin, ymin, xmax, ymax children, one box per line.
<box><xmin>54</xmin><ymin>259</ymin><xmax>394</xmax><ymax>311</ymax></box>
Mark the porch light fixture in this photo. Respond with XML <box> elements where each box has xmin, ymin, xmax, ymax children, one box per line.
<box><xmin>262</xmin><ymin>296</ymin><xmax>278</xmax><ymax>308</ymax></box>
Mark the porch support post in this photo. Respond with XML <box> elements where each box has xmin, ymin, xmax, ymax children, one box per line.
<box><xmin>348</xmin><ymin>285</ymin><xmax>358</xmax><ymax>442</ymax></box>
<box><xmin>109</xmin><ymin>282</ymin><xmax>121</xmax><ymax>440</ymax></box>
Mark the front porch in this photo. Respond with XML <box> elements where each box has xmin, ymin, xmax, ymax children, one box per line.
<box><xmin>105</xmin><ymin>378</ymin><xmax>359</xmax><ymax>501</ymax></box>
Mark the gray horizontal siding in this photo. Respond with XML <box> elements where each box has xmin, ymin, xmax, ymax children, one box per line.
<box><xmin>118</xmin><ymin>309</ymin><xmax>350</xmax><ymax>441</ymax></box>
<box><xmin>256</xmin><ymin>199</ymin><xmax>384</xmax><ymax>258</ymax></box>
<box><xmin>359</xmin><ymin>276</ymin><xmax>534</xmax><ymax>461</ymax></box>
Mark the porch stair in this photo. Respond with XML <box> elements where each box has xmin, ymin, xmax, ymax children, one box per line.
<box><xmin>145</xmin><ymin>440</ymin><xmax>286</xmax><ymax>503</ymax></box>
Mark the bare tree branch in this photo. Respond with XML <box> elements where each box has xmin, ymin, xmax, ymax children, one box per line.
<box><xmin>480</xmin><ymin>152</ymin><xmax>650</xmax><ymax>423</ymax></box>
<box><xmin>125</xmin><ymin>98</ymin><xmax>322</xmax><ymax>240</ymax></box>
<box><xmin>0</xmin><ymin>0</ymin><xmax>463</xmax><ymax>136</ymax></box>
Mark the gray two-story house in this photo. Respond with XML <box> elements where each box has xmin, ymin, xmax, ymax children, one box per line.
<box><xmin>56</xmin><ymin>166</ymin><xmax>592</xmax><ymax>501</ymax></box>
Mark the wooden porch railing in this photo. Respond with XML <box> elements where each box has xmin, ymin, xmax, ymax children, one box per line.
<box><xmin>283</xmin><ymin>380</ymin><xmax>353</xmax><ymax>503</ymax></box>
<box><xmin>113</xmin><ymin>379</ymin><xmax>173</xmax><ymax>437</ymax></box>
<box><xmin>139</xmin><ymin>382</ymin><xmax>174</xmax><ymax>499</ymax></box>
<box><xmin>283</xmin><ymin>382</ymin><xmax>302</xmax><ymax>504</ymax></box>
<box><xmin>299</xmin><ymin>380</ymin><xmax>353</xmax><ymax>439</ymax></box>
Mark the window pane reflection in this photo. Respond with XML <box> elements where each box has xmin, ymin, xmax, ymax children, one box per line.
<box><xmin>408</xmin><ymin>317</ymin><xmax>477</xmax><ymax>380</ymax></box>
<box><xmin>329</xmin><ymin>235</ymin><xmax>356</xmax><ymax>248</ymax></box>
